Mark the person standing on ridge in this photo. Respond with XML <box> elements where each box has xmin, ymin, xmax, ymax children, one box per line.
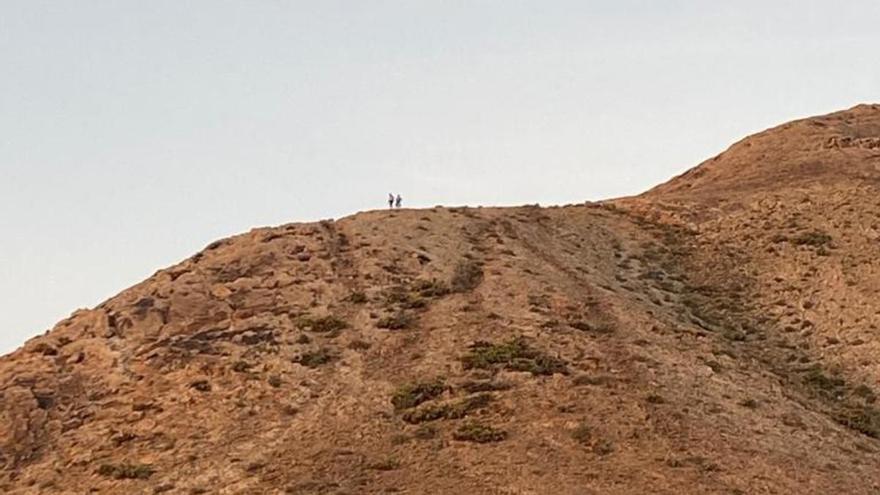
<box><xmin>388</xmin><ymin>193</ymin><xmax>394</xmax><ymax>209</ymax></box>
<box><xmin>395</xmin><ymin>194</ymin><xmax>402</xmax><ymax>208</ymax></box>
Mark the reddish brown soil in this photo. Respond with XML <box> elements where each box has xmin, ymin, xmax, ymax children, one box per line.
<box><xmin>3</xmin><ymin>105</ymin><xmax>880</xmax><ymax>494</ymax></box>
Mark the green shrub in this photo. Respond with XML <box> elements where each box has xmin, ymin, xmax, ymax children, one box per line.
<box><xmin>571</xmin><ymin>423</ymin><xmax>592</xmax><ymax>445</ymax></box>
<box><xmin>402</xmin><ymin>404</ymin><xmax>449</xmax><ymax>424</ymax></box>
<box><xmin>792</xmin><ymin>231</ymin><xmax>832</xmax><ymax>247</ymax></box>
<box><xmin>835</xmin><ymin>406</ymin><xmax>880</xmax><ymax>438</ymax></box>
<box><xmin>295</xmin><ymin>348</ymin><xmax>334</xmax><ymax>368</ymax></box>
<box><xmin>460</xmin><ymin>380</ymin><xmax>512</xmax><ymax>393</ymax></box>
<box><xmin>401</xmin><ymin>394</ymin><xmax>493</xmax><ymax>424</ymax></box>
<box><xmin>377</xmin><ymin>311</ymin><xmax>415</xmax><ymax>330</ymax></box>
<box><xmin>592</xmin><ymin>439</ymin><xmax>614</xmax><ymax>456</ymax></box>
<box><xmin>384</xmin><ymin>285</ymin><xmax>429</xmax><ymax>309</ymax></box>
<box><xmin>368</xmin><ymin>458</ymin><xmax>400</xmax><ymax>471</ymax></box>
<box><xmin>450</xmin><ymin>259</ymin><xmax>484</xmax><ymax>292</ymax></box>
<box><xmin>297</xmin><ymin>315</ymin><xmax>348</xmax><ymax>333</ymax></box>
<box><xmin>569</xmin><ymin>320</ymin><xmax>616</xmax><ymax>334</ymax></box>
<box><xmin>391</xmin><ymin>380</ymin><xmax>447</xmax><ymax>410</ymax></box>
<box><xmin>804</xmin><ymin>368</ymin><xmax>846</xmax><ymax>398</ymax></box>
<box><xmin>348</xmin><ymin>339</ymin><xmax>371</xmax><ymax>351</ymax></box>
<box><xmin>231</xmin><ymin>360</ymin><xmax>252</xmax><ymax>373</ymax></box>
<box><xmin>413</xmin><ymin>425</ymin><xmax>437</xmax><ymax>440</ymax></box>
<box><xmin>571</xmin><ymin>423</ymin><xmax>613</xmax><ymax>455</ymax></box>
<box><xmin>453</xmin><ymin>422</ymin><xmax>507</xmax><ymax>443</ymax></box>
<box><xmin>444</xmin><ymin>393</ymin><xmax>493</xmax><ymax>418</ymax></box>
<box><xmin>461</xmin><ymin>338</ymin><xmax>567</xmax><ymax>376</ymax></box>
<box><xmin>413</xmin><ymin>279</ymin><xmax>451</xmax><ymax>298</ymax></box>
<box><xmin>854</xmin><ymin>384</ymin><xmax>877</xmax><ymax>403</ymax></box>
<box><xmin>347</xmin><ymin>291</ymin><xmax>368</xmax><ymax>304</ymax></box>
<box><xmin>190</xmin><ymin>380</ymin><xmax>211</xmax><ymax>392</ymax></box>
<box><xmin>770</xmin><ymin>233</ymin><xmax>788</xmax><ymax>243</ymax></box>
<box><xmin>97</xmin><ymin>463</ymin><xmax>155</xmax><ymax>480</ymax></box>
<box><xmin>390</xmin><ymin>433</ymin><xmax>410</xmax><ymax>445</ymax></box>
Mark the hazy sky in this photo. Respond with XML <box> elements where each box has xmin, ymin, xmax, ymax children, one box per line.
<box><xmin>2</xmin><ymin>1</ymin><xmax>878</xmax><ymax>354</ymax></box>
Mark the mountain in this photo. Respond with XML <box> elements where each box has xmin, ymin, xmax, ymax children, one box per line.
<box><xmin>3</xmin><ymin>105</ymin><xmax>880</xmax><ymax>494</ymax></box>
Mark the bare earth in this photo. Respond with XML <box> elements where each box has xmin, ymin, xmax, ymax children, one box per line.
<box><xmin>3</xmin><ymin>104</ymin><xmax>880</xmax><ymax>494</ymax></box>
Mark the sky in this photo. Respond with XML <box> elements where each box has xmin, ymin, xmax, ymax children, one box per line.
<box><xmin>1</xmin><ymin>0</ymin><xmax>879</xmax><ymax>354</ymax></box>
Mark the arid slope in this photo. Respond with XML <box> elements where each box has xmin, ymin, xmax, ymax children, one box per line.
<box><xmin>3</xmin><ymin>105</ymin><xmax>880</xmax><ymax>494</ymax></box>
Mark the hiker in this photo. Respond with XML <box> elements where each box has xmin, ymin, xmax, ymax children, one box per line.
<box><xmin>388</xmin><ymin>193</ymin><xmax>394</xmax><ymax>209</ymax></box>
<box><xmin>395</xmin><ymin>194</ymin><xmax>402</xmax><ymax>208</ymax></box>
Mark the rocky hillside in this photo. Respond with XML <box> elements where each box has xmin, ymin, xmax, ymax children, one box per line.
<box><xmin>3</xmin><ymin>105</ymin><xmax>880</xmax><ymax>494</ymax></box>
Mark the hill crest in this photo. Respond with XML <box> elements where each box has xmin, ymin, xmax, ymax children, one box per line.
<box><xmin>4</xmin><ymin>107</ymin><xmax>880</xmax><ymax>494</ymax></box>
<box><xmin>646</xmin><ymin>103</ymin><xmax>880</xmax><ymax>200</ymax></box>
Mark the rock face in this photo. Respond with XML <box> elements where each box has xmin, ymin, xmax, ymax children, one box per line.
<box><xmin>3</xmin><ymin>105</ymin><xmax>880</xmax><ymax>494</ymax></box>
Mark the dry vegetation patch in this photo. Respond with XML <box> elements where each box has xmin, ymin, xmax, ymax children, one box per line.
<box><xmin>451</xmin><ymin>259</ymin><xmax>484</xmax><ymax>292</ymax></box>
<box><xmin>461</xmin><ymin>338</ymin><xmax>567</xmax><ymax>376</ymax></box>
<box><xmin>453</xmin><ymin>422</ymin><xmax>507</xmax><ymax>443</ymax></box>
<box><xmin>391</xmin><ymin>380</ymin><xmax>447</xmax><ymax>410</ymax></box>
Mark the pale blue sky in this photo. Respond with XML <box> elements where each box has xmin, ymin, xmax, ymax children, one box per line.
<box><xmin>2</xmin><ymin>1</ymin><xmax>878</xmax><ymax>353</ymax></box>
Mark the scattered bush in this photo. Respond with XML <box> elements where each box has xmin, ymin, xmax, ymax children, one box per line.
<box><xmin>804</xmin><ymin>368</ymin><xmax>846</xmax><ymax>399</ymax></box>
<box><xmin>384</xmin><ymin>286</ymin><xmax>414</xmax><ymax>304</ymax></box>
<box><xmin>453</xmin><ymin>422</ymin><xmax>507</xmax><ymax>443</ymax></box>
<box><xmin>854</xmin><ymin>384</ymin><xmax>877</xmax><ymax>403</ymax></box>
<box><xmin>348</xmin><ymin>339</ymin><xmax>372</xmax><ymax>351</ymax></box>
<box><xmin>450</xmin><ymin>259</ymin><xmax>484</xmax><ymax>292</ymax></box>
<box><xmin>30</xmin><ymin>342</ymin><xmax>58</xmax><ymax>356</ymax></box>
<box><xmin>461</xmin><ymin>337</ymin><xmax>567</xmax><ymax>376</ymax></box>
<box><xmin>592</xmin><ymin>439</ymin><xmax>614</xmax><ymax>456</ymax></box>
<box><xmin>404</xmin><ymin>297</ymin><xmax>428</xmax><ymax>309</ymax></box>
<box><xmin>571</xmin><ymin>423</ymin><xmax>592</xmax><ymax>445</ymax></box>
<box><xmin>295</xmin><ymin>349</ymin><xmax>334</xmax><ymax>368</ymax></box>
<box><xmin>402</xmin><ymin>394</ymin><xmax>493</xmax><ymax>424</ymax></box>
<box><xmin>297</xmin><ymin>315</ymin><xmax>348</xmax><ymax>333</ymax></box>
<box><xmin>835</xmin><ymin>406</ymin><xmax>880</xmax><ymax>438</ymax></box>
<box><xmin>231</xmin><ymin>360</ymin><xmax>252</xmax><ymax>373</ymax></box>
<box><xmin>97</xmin><ymin>463</ymin><xmax>155</xmax><ymax>480</ymax></box>
<box><xmin>347</xmin><ymin>291</ymin><xmax>368</xmax><ymax>304</ymax></box>
<box><xmin>402</xmin><ymin>404</ymin><xmax>449</xmax><ymax>424</ymax></box>
<box><xmin>391</xmin><ymin>380</ymin><xmax>447</xmax><ymax>410</ymax></box>
<box><xmin>792</xmin><ymin>231</ymin><xmax>832</xmax><ymax>247</ymax></box>
<box><xmin>569</xmin><ymin>320</ymin><xmax>616</xmax><ymax>334</ymax></box>
<box><xmin>445</xmin><ymin>393</ymin><xmax>493</xmax><ymax>417</ymax></box>
<box><xmin>384</xmin><ymin>285</ymin><xmax>431</xmax><ymax>309</ymax></box>
<box><xmin>413</xmin><ymin>425</ymin><xmax>437</xmax><ymax>440</ymax></box>
<box><xmin>571</xmin><ymin>422</ymin><xmax>613</xmax><ymax>454</ymax></box>
<box><xmin>413</xmin><ymin>279</ymin><xmax>450</xmax><ymax>298</ymax></box>
<box><xmin>368</xmin><ymin>458</ymin><xmax>400</xmax><ymax>471</ymax></box>
<box><xmin>377</xmin><ymin>311</ymin><xmax>415</xmax><ymax>330</ymax></box>
<box><xmin>190</xmin><ymin>380</ymin><xmax>211</xmax><ymax>392</ymax></box>
<box><xmin>460</xmin><ymin>380</ymin><xmax>512</xmax><ymax>393</ymax></box>
<box><xmin>390</xmin><ymin>433</ymin><xmax>410</xmax><ymax>445</ymax></box>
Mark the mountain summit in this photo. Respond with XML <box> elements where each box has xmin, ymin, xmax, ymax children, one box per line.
<box><xmin>3</xmin><ymin>106</ymin><xmax>880</xmax><ymax>494</ymax></box>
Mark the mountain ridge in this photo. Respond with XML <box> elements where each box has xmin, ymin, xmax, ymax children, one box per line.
<box><xmin>3</xmin><ymin>105</ymin><xmax>880</xmax><ymax>494</ymax></box>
